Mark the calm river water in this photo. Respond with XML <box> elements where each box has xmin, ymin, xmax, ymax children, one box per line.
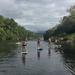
<box><xmin>0</xmin><ymin>41</ymin><xmax>75</xmax><ymax>75</ymax></box>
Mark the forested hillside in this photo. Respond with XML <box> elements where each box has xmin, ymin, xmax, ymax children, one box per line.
<box><xmin>0</xmin><ymin>15</ymin><xmax>37</xmax><ymax>41</ymax></box>
<box><xmin>44</xmin><ymin>5</ymin><xmax>75</xmax><ymax>41</ymax></box>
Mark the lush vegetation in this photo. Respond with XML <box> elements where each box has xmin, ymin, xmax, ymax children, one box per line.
<box><xmin>0</xmin><ymin>15</ymin><xmax>37</xmax><ymax>41</ymax></box>
<box><xmin>44</xmin><ymin>5</ymin><xmax>75</xmax><ymax>41</ymax></box>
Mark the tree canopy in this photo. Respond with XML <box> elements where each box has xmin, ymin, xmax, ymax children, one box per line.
<box><xmin>0</xmin><ymin>15</ymin><xmax>37</xmax><ymax>41</ymax></box>
<box><xmin>44</xmin><ymin>5</ymin><xmax>75</xmax><ymax>40</ymax></box>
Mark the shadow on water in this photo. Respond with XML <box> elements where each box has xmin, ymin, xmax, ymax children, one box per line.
<box><xmin>61</xmin><ymin>42</ymin><xmax>75</xmax><ymax>75</ymax></box>
<box><xmin>0</xmin><ymin>41</ymin><xmax>17</xmax><ymax>62</ymax></box>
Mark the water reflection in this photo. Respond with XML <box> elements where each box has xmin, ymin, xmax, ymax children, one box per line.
<box><xmin>48</xmin><ymin>47</ymin><xmax>51</xmax><ymax>57</ymax></box>
<box><xmin>61</xmin><ymin>43</ymin><xmax>75</xmax><ymax>75</ymax></box>
<box><xmin>22</xmin><ymin>54</ymin><xmax>26</xmax><ymax>65</ymax></box>
<box><xmin>21</xmin><ymin>46</ymin><xmax>27</xmax><ymax>65</ymax></box>
<box><xmin>0</xmin><ymin>42</ymin><xmax>17</xmax><ymax>61</ymax></box>
<box><xmin>37</xmin><ymin>50</ymin><xmax>41</xmax><ymax>60</ymax></box>
<box><xmin>0</xmin><ymin>41</ymin><xmax>75</xmax><ymax>75</ymax></box>
<box><xmin>62</xmin><ymin>54</ymin><xmax>75</xmax><ymax>75</ymax></box>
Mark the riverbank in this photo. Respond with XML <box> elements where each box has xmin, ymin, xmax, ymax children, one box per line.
<box><xmin>63</xmin><ymin>33</ymin><xmax>75</xmax><ymax>43</ymax></box>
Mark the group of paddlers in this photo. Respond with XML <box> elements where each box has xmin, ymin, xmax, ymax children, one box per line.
<box><xmin>22</xmin><ymin>38</ymin><xmax>42</xmax><ymax>48</ymax></box>
<box><xmin>21</xmin><ymin>38</ymin><xmax>51</xmax><ymax>50</ymax></box>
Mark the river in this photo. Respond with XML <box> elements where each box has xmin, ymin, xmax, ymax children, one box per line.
<box><xmin>0</xmin><ymin>41</ymin><xmax>75</xmax><ymax>75</ymax></box>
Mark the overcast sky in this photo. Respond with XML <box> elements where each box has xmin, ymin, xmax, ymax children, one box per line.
<box><xmin>0</xmin><ymin>0</ymin><xmax>75</xmax><ymax>32</ymax></box>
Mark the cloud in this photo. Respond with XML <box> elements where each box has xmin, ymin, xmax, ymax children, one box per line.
<box><xmin>0</xmin><ymin>0</ymin><xmax>75</xmax><ymax>32</ymax></box>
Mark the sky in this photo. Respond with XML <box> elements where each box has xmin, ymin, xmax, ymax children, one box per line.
<box><xmin>0</xmin><ymin>0</ymin><xmax>75</xmax><ymax>32</ymax></box>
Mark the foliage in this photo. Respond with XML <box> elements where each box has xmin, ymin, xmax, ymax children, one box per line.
<box><xmin>0</xmin><ymin>15</ymin><xmax>37</xmax><ymax>41</ymax></box>
<box><xmin>44</xmin><ymin>5</ymin><xmax>75</xmax><ymax>40</ymax></box>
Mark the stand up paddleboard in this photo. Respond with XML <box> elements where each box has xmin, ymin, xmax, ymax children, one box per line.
<box><xmin>21</xmin><ymin>52</ymin><xmax>28</xmax><ymax>54</ymax></box>
<box><xmin>37</xmin><ymin>46</ymin><xmax>43</xmax><ymax>50</ymax></box>
<box><xmin>22</xmin><ymin>44</ymin><xmax>27</xmax><ymax>46</ymax></box>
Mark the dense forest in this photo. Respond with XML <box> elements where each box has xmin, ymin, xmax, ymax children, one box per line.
<box><xmin>0</xmin><ymin>15</ymin><xmax>37</xmax><ymax>41</ymax></box>
<box><xmin>44</xmin><ymin>5</ymin><xmax>75</xmax><ymax>41</ymax></box>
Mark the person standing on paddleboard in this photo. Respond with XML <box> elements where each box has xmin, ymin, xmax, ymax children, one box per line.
<box><xmin>37</xmin><ymin>38</ymin><xmax>41</xmax><ymax>46</ymax></box>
